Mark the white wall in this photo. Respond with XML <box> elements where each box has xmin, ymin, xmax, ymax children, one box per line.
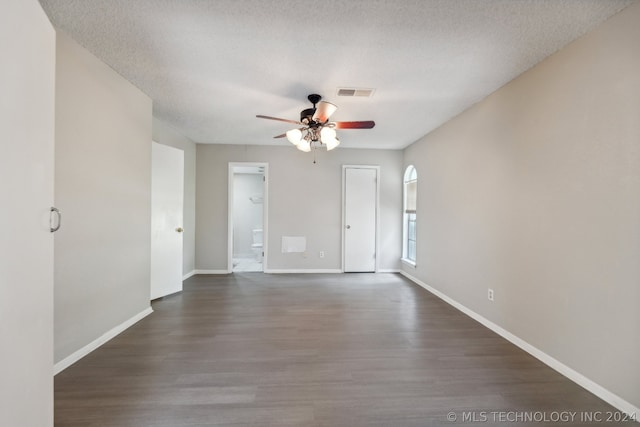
<box><xmin>233</xmin><ymin>173</ymin><xmax>264</xmax><ymax>258</ymax></box>
<box><xmin>54</xmin><ymin>32</ymin><xmax>153</xmax><ymax>365</ymax></box>
<box><xmin>0</xmin><ymin>1</ymin><xmax>55</xmax><ymax>424</ymax></box>
<box><xmin>403</xmin><ymin>2</ymin><xmax>640</xmax><ymax>411</ymax></box>
<box><xmin>152</xmin><ymin>118</ymin><xmax>197</xmax><ymax>277</ymax></box>
<box><xmin>196</xmin><ymin>145</ymin><xmax>403</xmax><ymax>272</ymax></box>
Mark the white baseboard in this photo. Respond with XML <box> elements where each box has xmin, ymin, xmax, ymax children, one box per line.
<box><xmin>193</xmin><ymin>269</ymin><xmax>399</xmax><ymax>275</ymax></box>
<box><xmin>193</xmin><ymin>269</ymin><xmax>231</xmax><ymax>275</ymax></box>
<box><xmin>54</xmin><ymin>306</ymin><xmax>153</xmax><ymax>375</ymax></box>
<box><xmin>399</xmin><ymin>270</ymin><xmax>640</xmax><ymax>419</ymax></box>
<box><xmin>264</xmin><ymin>269</ymin><xmax>343</xmax><ymax>274</ymax></box>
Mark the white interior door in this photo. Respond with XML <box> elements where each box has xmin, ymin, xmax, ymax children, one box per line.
<box><xmin>0</xmin><ymin>1</ymin><xmax>55</xmax><ymax>424</ymax></box>
<box><xmin>344</xmin><ymin>167</ymin><xmax>378</xmax><ymax>272</ymax></box>
<box><xmin>151</xmin><ymin>142</ymin><xmax>184</xmax><ymax>300</ymax></box>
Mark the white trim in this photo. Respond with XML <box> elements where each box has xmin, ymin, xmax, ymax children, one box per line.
<box><xmin>195</xmin><ymin>269</ymin><xmax>400</xmax><ymax>275</ymax></box>
<box><xmin>227</xmin><ymin>165</ymin><xmax>233</xmax><ymax>272</ymax></box>
<box><xmin>228</xmin><ymin>162</ymin><xmax>269</xmax><ymax>273</ymax></box>
<box><xmin>54</xmin><ymin>307</ymin><xmax>153</xmax><ymax>375</ymax></box>
<box><xmin>342</xmin><ymin>165</ymin><xmax>380</xmax><ymax>273</ymax></box>
<box><xmin>193</xmin><ymin>269</ymin><xmax>231</xmax><ymax>275</ymax></box>
<box><xmin>402</xmin><ymin>165</ymin><xmax>418</xmax><ymax>263</ymax></box>
<box><xmin>401</xmin><ymin>258</ymin><xmax>417</xmax><ymax>268</ymax></box>
<box><xmin>264</xmin><ymin>269</ymin><xmax>343</xmax><ymax>274</ymax></box>
<box><xmin>182</xmin><ymin>270</ymin><xmax>195</xmax><ymax>280</ymax></box>
<box><xmin>399</xmin><ymin>270</ymin><xmax>640</xmax><ymax>419</ymax></box>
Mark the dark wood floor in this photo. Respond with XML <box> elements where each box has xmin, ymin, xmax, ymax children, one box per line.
<box><xmin>55</xmin><ymin>273</ymin><xmax>630</xmax><ymax>426</ymax></box>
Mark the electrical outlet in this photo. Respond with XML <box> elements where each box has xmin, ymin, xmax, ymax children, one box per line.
<box><xmin>319</xmin><ymin>251</ymin><xmax>325</xmax><ymax>258</ymax></box>
<box><xmin>488</xmin><ymin>289</ymin><xmax>494</xmax><ymax>301</ymax></box>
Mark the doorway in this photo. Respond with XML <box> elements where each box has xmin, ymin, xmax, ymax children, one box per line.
<box><xmin>343</xmin><ymin>165</ymin><xmax>379</xmax><ymax>272</ymax></box>
<box><xmin>228</xmin><ymin>163</ymin><xmax>268</xmax><ymax>272</ymax></box>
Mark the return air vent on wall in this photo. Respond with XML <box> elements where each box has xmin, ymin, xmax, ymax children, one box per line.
<box><xmin>337</xmin><ymin>88</ymin><xmax>375</xmax><ymax>97</ymax></box>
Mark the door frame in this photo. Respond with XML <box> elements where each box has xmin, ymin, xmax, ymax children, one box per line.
<box><xmin>227</xmin><ymin>162</ymin><xmax>269</xmax><ymax>272</ymax></box>
<box><xmin>341</xmin><ymin>165</ymin><xmax>380</xmax><ymax>273</ymax></box>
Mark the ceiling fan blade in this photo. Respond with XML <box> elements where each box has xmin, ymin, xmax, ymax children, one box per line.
<box><xmin>256</xmin><ymin>115</ymin><xmax>301</xmax><ymax>125</ymax></box>
<box><xmin>334</xmin><ymin>120</ymin><xmax>376</xmax><ymax>129</ymax></box>
<box><xmin>312</xmin><ymin>101</ymin><xmax>338</xmax><ymax>123</ymax></box>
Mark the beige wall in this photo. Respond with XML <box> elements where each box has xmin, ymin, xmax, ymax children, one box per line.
<box><xmin>0</xmin><ymin>0</ymin><xmax>55</xmax><ymax>425</ymax></box>
<box><xmin>54</xmin><ymin>32</ymin><xmax>153</xmax><ymax>363</ymax></box>
<box><xmin>403</xmin><ymin>3</ymin><xmax>640</xmax><ymax>409</ymax></box>
<box><xmin>152</xmin><ymin>117</ymin><xmax>197</xmax><ymax>276</ymax></box>
<box><xmin>196</xmin><ymin>145</ymin><xmax>403</xmax><ymax>272</ymax></box>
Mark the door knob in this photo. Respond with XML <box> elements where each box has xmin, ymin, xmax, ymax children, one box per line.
<box><xmin>50</xmin><ymin>207</ymin><xmax>61</xmax><ymax>232</ymax></box>
<box><xmin>175</xmin><ymin>227</ymin><xmax>184</xmax><ymax>233</ymax></box>
<box><xmin>346</xmin><ymin>225</ymin><xmax>351</xmax><ymax>229</ymax></box>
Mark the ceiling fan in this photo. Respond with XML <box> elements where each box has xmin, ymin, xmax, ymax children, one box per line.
<box><xmin>256</xmin><ymin>94</ymin><xmax>375</xmax><ymax>152</ymax></box>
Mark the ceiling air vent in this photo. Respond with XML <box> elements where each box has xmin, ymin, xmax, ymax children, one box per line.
<box><xmin>337</xmin><ymin>88</ymin><xmax>375</xmax><ymax>97</ymax></box>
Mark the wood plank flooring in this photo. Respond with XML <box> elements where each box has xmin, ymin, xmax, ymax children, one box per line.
<box><xmin>55</xmin><ymin>273</ymin><xmax>631</xmax><ymax>426</ymax></box>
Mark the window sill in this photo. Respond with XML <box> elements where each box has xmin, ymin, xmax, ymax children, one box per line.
<box><xmin>401</xmin><ymin>258</ymin><xmax>416</xmax><ymax>268</ymax></box>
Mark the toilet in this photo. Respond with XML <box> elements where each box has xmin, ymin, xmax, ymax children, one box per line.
<box><xmin>251</xmin><ymin>229</ymin><xmax>263</xmax><ymax>262</ymax></box>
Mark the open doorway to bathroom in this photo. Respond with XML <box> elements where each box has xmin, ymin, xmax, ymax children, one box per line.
<box><xmin>228</xmin><ymin>163</ymin><xmax>267</xmax><ymax>272</ymax></box>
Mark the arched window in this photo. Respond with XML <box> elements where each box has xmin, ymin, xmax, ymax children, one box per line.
<box><xmin>403</xmin><ymin>166</ymin><xmax>417</xmax><ymax>264</ymax></box>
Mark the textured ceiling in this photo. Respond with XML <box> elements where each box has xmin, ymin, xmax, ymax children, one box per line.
<box><xmin>39</xmin><ymin>0</ymin><xmax>633</xmax><ymax>149</ymax></box>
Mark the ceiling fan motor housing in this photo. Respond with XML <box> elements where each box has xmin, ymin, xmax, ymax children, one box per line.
<box><xmin>300</xmin><ymin>108</ymin><xmax>316</xmax><ymax>125</ymax></box>
<box><xmin>307</xmin><ymin>93</ymin><xmax>322</xmax><ymax>105</ymax></box>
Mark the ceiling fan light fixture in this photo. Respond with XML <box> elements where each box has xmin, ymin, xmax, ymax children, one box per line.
<box><xmin>325</xmin><ymin>136</ymin><xmax>340</xmax><ymax>151</ymax></box>
<box><xmin>297</xmin><ymin>139</ymin><xmax>311</xmax><ymax>152</ymax></box>
<box><xmin>320</xmin><ymin>127</ymin><xmax>336</xmax><ymax>139</ymax></box>
<box><xmin>313</xmin><ymin>101</ymin><xmax>338</xmax><ymax>123</ymax></box>
<box><xmin>320</xmin><ymin>127</ymin><xmax>340</xmax><ymax>151</ymax></box>
<box><xmin>286</xmin><ymin>128</ymin><xmax>303</xmax><ymax>146</ymax></box>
